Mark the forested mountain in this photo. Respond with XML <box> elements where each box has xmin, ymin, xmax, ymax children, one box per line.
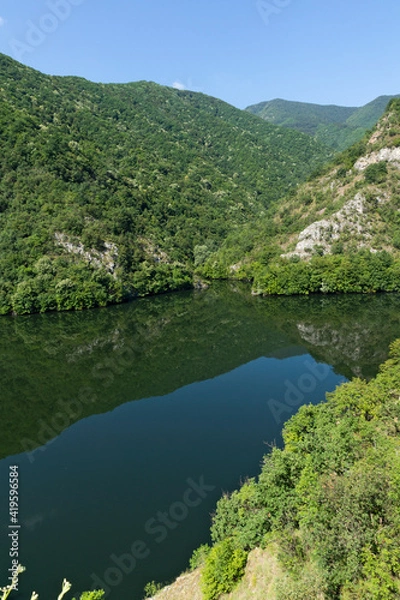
<box><xmin>0</xmin><ymin>53</ymin><xmax>331</xmax><ymax>315</ymax></box>
<box><xmin>246</xmin><ymin>95</ymin><xmax>399</xmax><ymax>151</ymax></box>
<box><xmin>203</xmin><ymin>99</ymin><xmax>400</xmax><ymax>295</ymax></box>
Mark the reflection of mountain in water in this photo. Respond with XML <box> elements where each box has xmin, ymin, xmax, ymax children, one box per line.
<box><xmin>1</xmin><ymin>283</ymin><xmax>400</xmax><ymax>459</ymax></box>
<box><xmin>297</xmin><ymin>322</ymin><xmax>370</xmax><ymax>379</ymax></box>
<box><xmin>284</xmin><ymin>293</ymin><xmax>400</xmax><ymax>380</ymax></box>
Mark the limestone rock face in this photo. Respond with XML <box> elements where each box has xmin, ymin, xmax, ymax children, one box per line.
<box><xmin>354</xmin><ymin>147</ymin><xmax>400</xmax><ymax>170</ymax></box>
<box><xmin>282</xmin><ymin>193</ymin><xmax>370</xmax><ymax>259</ymax></box>
<box><xmin>54</xmin><ymin>232</ymin><xmax>119</xmax><ymax>275</ymax></box>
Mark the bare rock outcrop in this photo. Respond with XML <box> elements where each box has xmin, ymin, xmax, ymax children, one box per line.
<box><xmin>282</xmin><ymin>193</ymin><xmax>370</xmax><ymax>259</ymax></box>
<box><xmin>354</xmin><ymin>147</ymin><xmax>400</xmax><ymax>170</ymax></box>
<box><xmin>54</xmin><ymin>232</ymin><xmax>118</xmax><ymax>275</ymax></box>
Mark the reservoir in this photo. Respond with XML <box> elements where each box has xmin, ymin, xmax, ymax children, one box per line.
<box><xmin>1</xmin><ymin>284</ymin><xmax>400</xmax><ymax>599</ymax></box>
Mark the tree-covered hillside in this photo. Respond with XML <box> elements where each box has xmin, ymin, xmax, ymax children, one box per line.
<box><xmin>203</xmin><ymin>99</ymin><xmax>400</xmax><ymax>296</ymax></box>
<box><xmin>246</xmin><ymin>98</ymin><xmax>357</xmax><ymax>137</ymax></box>
<box><xmin>156</xmin><ymin>339</ymin><xmax>400</xmax><ymax>600</ymax></box>
<box><xmin>0</xmin><ymin>53</ymin><xmax>331</xmax><ymax>315</ymax></box>
<box><xmin>246</xmin><ymin>95</ymin><xmax>399</xmax><ymax>151</ymax></box>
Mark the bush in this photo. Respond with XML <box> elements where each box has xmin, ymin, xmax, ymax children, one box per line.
<box><xmin>364</xmin><ymin>161</ymin><xmax>388</xmax><ymax>184</ymax></box>
<box><xmin>393</xmin><ymin>232</ymin><xmax>400</xmax><ymax>250</ymax></box>
<box><xmin>143</xmin><ymin>581</ymin><xmax>162</xmax><ymax>598</ymax></box>
<box><xmin>180</xmin><ymin>340</ymin><xmax>400</xmax><ymax>599</ymax></box>
<box><xmin>201</xmin><ymin>538</ymin><xmax>248</xmax><ymax>600</ymax></box>
<box><xmin>337</xmin><ymin>166</ymin><xmax>348</xmax><ymax>178</ymax></box>
<box><xmin>211</xmin><ymin>479</ymin><xmax>270</xmax><ymax>550</ymax></box>
<box><xmin>189</xmin><ymin>544</ymin><xmax>211</xmax><ymax>570</ymax></box>
<box><xmin>74</xmin><ymin>593</ymin><xmax>105</xmax><ymax>600</ymax></box>
<box><xmin>331</xmin><ymin>240</ymin><xmax>344</xmax><ymax>254</ymax></box>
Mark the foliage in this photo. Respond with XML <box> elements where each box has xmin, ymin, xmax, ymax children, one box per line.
<box><xmin>201</xmin><ymin>538</ymin><xmax>247</xmax><ymax>600</ymax></box>
<box><xmin>73</xmin><ymin>593</ymin><xmax>105</xmax><ymax>600</ymax></box>
<box><xmin>0</xmin><ymin>53</ymin><xmax>330</xmax><ymax>315</ymax></box>
<box><xmin>211</xmin><ymin>479</ymin><xmax>270</xmax><ymax>549</ymax></box>
<box><xmin>251</xmin><ymin>250</ymin><xmax>400</xmax><ymax>297</ymax></box>
<box><xmin>364</xmin><ymin>161</ymin><xmax>388</xmax><ymax>183</ymax></box>
<box><xmin>246</xmin><ymin>98</ymin><xmax>359</xmax><ymax>138</ymax></box>
<box><xmin>143</xmin><ymin>581</ymin><xmax>162</xmax><ymax>598</ymax></box>
<box><xmin>195</xmin><ymin>339</ymin><xmax>400</xmax><ymax>598</ymax></box>
<box><xmin>189</xmin><ymin>544</ymin><xmax>211</xmax><ymax>570</ymax></box>
<box><xmin>204</xmin><ymin>98</ymin><xmax>400</xmax><ymax>290</ymax></box>
<box><xmin>246</xmin><ymin>95</ymin><xmax>399</xmax><ymax>151</ymax></box>
<box><xmin>0</xmin><ymin>567</ymin><xmax>104</xmax><ymax>600</ymax></box>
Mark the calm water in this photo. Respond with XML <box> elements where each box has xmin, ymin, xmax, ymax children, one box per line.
<box><xmin>1</xmin><ymin>284</ymin><xmax>400</xmax><ymax>599</ymax></box>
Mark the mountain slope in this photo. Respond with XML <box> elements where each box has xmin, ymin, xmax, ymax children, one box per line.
<box><xmin>202</xmin><ymin>98</ymin><xmax>400</xmax><ymax>295</ymax></box>
<box><xmin>148</xmin><ymin>341</ymin><xmax>400</xmax><ymax>600</ymax></box>
<box><xmin>246</xmin><ymin>95</ymin><xmax>400</xmax><ymax>151</ymax></box>
<box><xmin>0</xmin><ymin>53</ymin><xmax>331</xmax><ymax>315</ymax></box>
<box><xmin>346</xmin><ymin>94</ymin><xmax>398</xmax><ymax>128</ymax></box>
<box><xmin>268</xmin><ymin>98</ymin><xmax>400</xmax><ymax>258</ymax></box>
<box><xmin>245</xmin><ymin>98</ymin><xmax>357</xmax><ymax>136</ymax></box>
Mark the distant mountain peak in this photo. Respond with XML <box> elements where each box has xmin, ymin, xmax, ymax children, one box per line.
<box><xmin>246</xmin><ymin>95</ymin><xmax>400</xmax><ymax>151</ymax></box>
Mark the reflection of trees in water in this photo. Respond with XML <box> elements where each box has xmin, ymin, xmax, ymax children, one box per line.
<box><xmin>1</xmin><ymin>283</ymin><xmax>400</xmax><ymax>458</ymax></box>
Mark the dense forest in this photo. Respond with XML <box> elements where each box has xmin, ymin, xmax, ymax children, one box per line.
<box><xmin>2</xmin><ymin>48</ymin><xmax>400</xmax><ymax>600</ymax></box>
<box><xmin>2</xmin><ymin>54</ymin><xmax>399</xmax><ymax>315</ymax></box>
<box><xmin>0</xmin><ymin>53</ymin><xmax>331</xmax><ymax>315</ymax></box>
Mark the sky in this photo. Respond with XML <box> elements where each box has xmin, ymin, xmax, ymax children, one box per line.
<box><xmin>0</xmin><ymin>0</ymin><xmax>399</xmax><ymax>110</ymax></box>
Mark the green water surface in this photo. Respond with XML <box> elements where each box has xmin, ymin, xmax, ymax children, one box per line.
<box><xmin>1</xmin><ymin>284</ymin><xmax>400</xmax><ymax>599</ymax></box>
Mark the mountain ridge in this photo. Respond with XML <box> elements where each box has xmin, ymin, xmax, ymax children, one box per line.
<box><xmin>203</xmin><ymin>98</ymin><xmax>400</xmax><ymax>297</ymax></box>
<box><xmin>246</xmin><ymin>95</ymin><xmax>400</xmax><ymax>151</ymax></box>
<box><xmin>0</xmin><ymin>53</ymin><xmax>331</xmax><ymax>315</ymax></box>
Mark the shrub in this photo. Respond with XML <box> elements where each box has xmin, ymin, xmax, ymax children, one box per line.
<box><xmin>143</xmin><ymin>581</ymin><xmax>162</xmax><ymax>598</ymax></box>
<box><xmin>337</xmin><ymin>167</ymin><xmax>348</xmax><ymax>178</ymax></box>
<box><xmin>74</xmin><ymin>593</ymin><xmax>105</xmax><ymax>600</ymax></box>
<box><xmin>201</xmin><ymin>538</ymin><xmax>247</xmax><ymax>600</ymax></box>
<box><xmin>393</xmin><ymin>233</ymin><xmax>400</xmax><ymax>250</ymax></box>
<box><xmin>331</xmin><ymin>240</ymin><xmax>344</xmax><ymax>254</ymax></box>
<box><xmin>211</xmin><ymin>479</ymin><xmax>269</xmax><ymax>550</ymax></box>
<box><xmin>189</xmin><ymin>544</ymin><xmax>211</xmax><ymax>570</ymax></box>
<box><xmin>364</xmin><ymin>161</ymin><xmax>388</xmax><ymax>184</ymax></box>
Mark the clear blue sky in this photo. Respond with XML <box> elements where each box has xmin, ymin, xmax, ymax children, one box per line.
<box><xmin>0</xmin><ymin>0</ymin><xmax>399</xmax><ymax>109</ymax></box>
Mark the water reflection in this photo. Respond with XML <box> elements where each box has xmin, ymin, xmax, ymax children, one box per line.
<box><xmin>1</xmin><ymin>285</ymin><xmax>400</xmax><ymax>460</ymax></box>
<box><xmin>1</xmin><ymin>285</ymin><xmax>400</xmax><ymax>598</ymax></box>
